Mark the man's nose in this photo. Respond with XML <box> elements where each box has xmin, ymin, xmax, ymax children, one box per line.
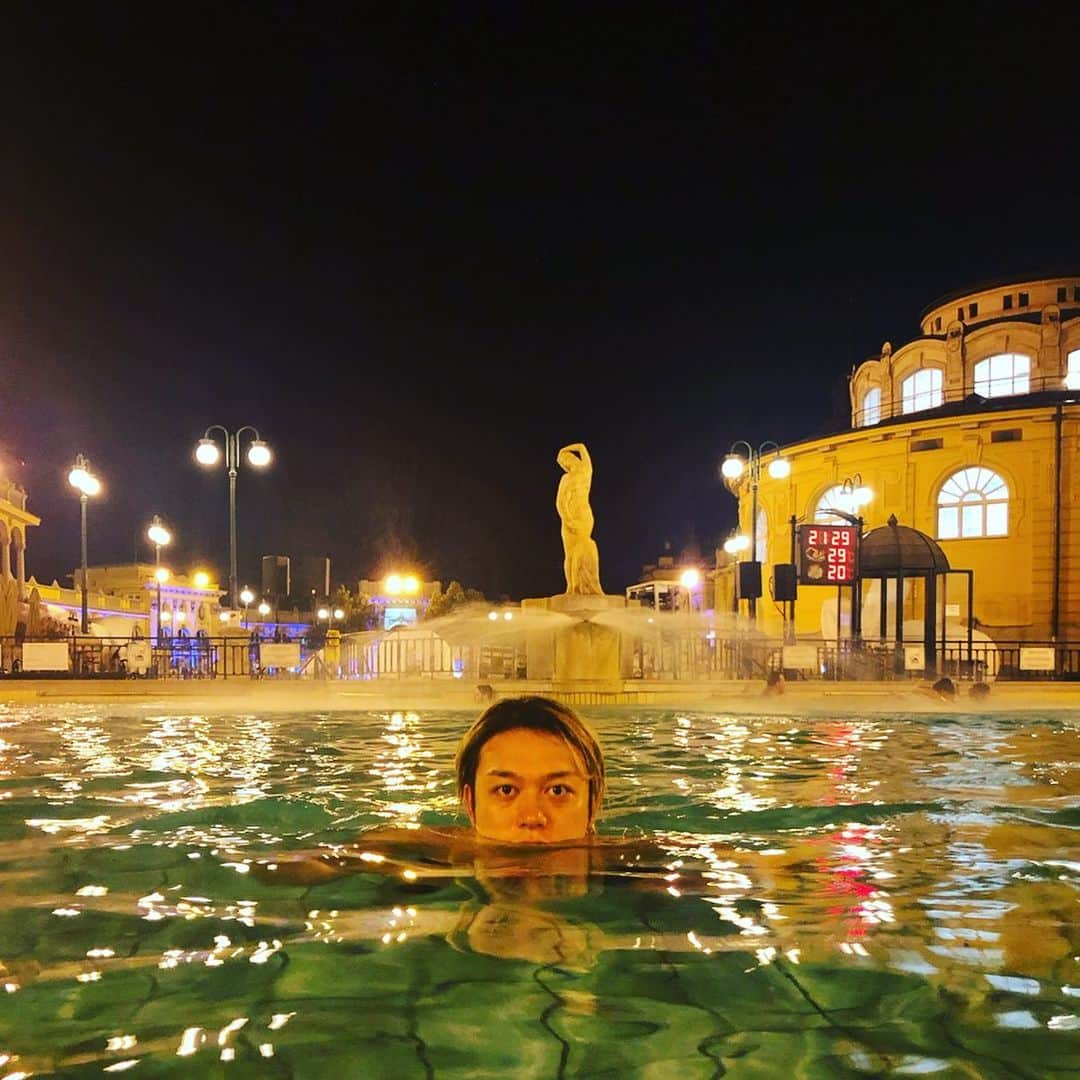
<box><xmin>517</xmin><ymin>793</ymin><xmax>547</xmax><ymax>829</ymax></box>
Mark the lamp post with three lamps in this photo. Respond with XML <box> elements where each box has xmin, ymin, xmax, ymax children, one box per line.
<box><xmin>194</xmin><ymin>426</ymin><xmax>272</xmax><ymax>610</ymax></box>
<box><xmin>68</xmin><ymin>455</ymin><xmax>102</xmax><ymax>634</ymax></box>
<box><xmin>720</xmin><ymin>441</ymin><xmax>791</xmax><ymax>620</ymax></box>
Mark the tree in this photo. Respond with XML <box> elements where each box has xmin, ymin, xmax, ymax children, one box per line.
<box><xmin>424</xmin><ymin>580</ymin><xmax>485</xmax><ymax>620</ymax></box>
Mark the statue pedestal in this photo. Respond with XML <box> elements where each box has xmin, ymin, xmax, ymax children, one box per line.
<box><xmin>521</xmin><ymin>594</ymin><xmax>630</xmax><ymax>683</ymax></box>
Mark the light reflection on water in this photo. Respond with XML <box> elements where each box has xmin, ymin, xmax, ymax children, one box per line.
<box><xmin>0</xmin><ymin>703</ymin><xmax>1075</xmax><ymax>1077</ymax></box>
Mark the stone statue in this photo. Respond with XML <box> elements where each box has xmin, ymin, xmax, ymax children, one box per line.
<box><xmin>556</xmin><ymin>442</ymin><xmax>603</xmax><ymax>595</ymax></box>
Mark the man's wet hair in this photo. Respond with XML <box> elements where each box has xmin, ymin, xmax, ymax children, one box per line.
<box><xmin>455</xmin><ymin>696</ymin><xmax>606</xmax><ymax>826</ymax></box>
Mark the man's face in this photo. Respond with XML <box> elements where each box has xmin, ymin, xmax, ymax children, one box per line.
<box><xmin>465</xmin><ymin>728</ymin><xmax>592</xmax><ymax>844</ymax></box>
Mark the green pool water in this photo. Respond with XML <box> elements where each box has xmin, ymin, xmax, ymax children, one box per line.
<box><xmin>0</xmin><ymin>704</ymin><xmax>1076</xmax><ymax>1078</ymax></box>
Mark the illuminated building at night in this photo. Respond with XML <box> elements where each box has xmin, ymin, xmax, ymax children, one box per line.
<box><xmin>725</xmin><ymin>274</ymin><xmax>1080</xmax><ymax>646</ymax></box>
<box><xmin>0</xmin><ymin>477</ymin><xmax>39</xmax><ymax>603</ymax></box>
<box><xmin>358</xmin><ymin>574</ymin><xmax>441</xmax><ymax>630</ymax></box>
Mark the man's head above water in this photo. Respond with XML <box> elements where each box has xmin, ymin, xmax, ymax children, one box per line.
<box><xmin>455</xmin><ymin>696</ymin><xmax>605</xmax><ymax>844</ymax></box>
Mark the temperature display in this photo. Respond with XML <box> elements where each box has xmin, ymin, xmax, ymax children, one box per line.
<box><xmin>797</xmin><ymin>524</ymin><xmax>859</xmax><ymax>585</ymax></box>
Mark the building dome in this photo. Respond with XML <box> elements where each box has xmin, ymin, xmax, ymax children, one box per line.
<box><xmin>861</xmin><ymin>515</ymin><xmax>951</xmax><ymax>574</ymax></box>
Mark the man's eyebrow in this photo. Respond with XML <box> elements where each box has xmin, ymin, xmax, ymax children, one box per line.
<box><xmin>484</xmin><ymin>769</ymin><xmax>583</xmax><ymax>780</ymax></box>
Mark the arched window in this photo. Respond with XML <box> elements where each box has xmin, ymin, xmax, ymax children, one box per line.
<box><xmin>861</xmin><ymin>387</ymin><xmax>881</xmax><ymax>427</ymax></box>
<box><xmin>973</xmin><ymin>353</ymin><xmax>1030</xmax><ymax>398</ymax></box>
<box><xmin>815</xmin><ymin>485</ymin><xmax>863</xmax><ymax>524</ymax></box>
<box><xmin>937</xmin><ymin>467</ymin><xmax>1009</xmax><ymax>539</ymax></box>
<box><xmin>1066</xmin><ymin>348</ymin><xmax>1080</xmax><ymax>391</ymax></box>
<box><xmin>901</xmin><ymin>368</ymin><xmax>943</xmax><ymax>413</ymax></box>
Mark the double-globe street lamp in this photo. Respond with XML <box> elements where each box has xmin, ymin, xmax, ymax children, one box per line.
<box><xmin>194</xmin><ymin>426</ymin><xmax>272</xmax><ymax>610</ymax></box>
<box><xmin>68</xmin><ymin>454</ymin><xmax>102</xmax><ymax>634</ymax></box>
<box><xmin>721</xmin><ymin>440</ymin><xmax>791</xmax><ymax>620</ymax></box>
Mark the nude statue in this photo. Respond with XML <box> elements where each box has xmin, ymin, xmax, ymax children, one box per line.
<box><xmin>556</xmin><ymin>442</ymin><xmax>603</xmax><ymax>595</ymax></box>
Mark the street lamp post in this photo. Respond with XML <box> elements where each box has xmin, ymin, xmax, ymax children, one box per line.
<box><xmin>146</xmin><ymin>515</ymin><xmax>172</xmax><ymax>643</ymax></box>
<box><xmin>721</xmin><ymin>441</ymin><xmax>791</xmax><ymax>620</ymax></box>
<box><xmin>194</xmin><ymin>426</ymin><xmax>272</xmax><ymax>609</ymax></box>
<box><xmin>68</xmin><ymin>454</ymin><xmax>102</xmax><ymax>634</ymax></box>
<box><xmin>317</xmin><ymin>604</ymin><xmax>346</xmax><ymax>630</ymax></box>
<box><xmin>238</xmin><ymin>587</ymin><xmax>254</xmax><ymax>629</ymax></box>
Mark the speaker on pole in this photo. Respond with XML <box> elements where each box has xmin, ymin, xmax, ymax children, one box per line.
<box><xmin>773</xmin><ymin>563</ymin><xmax>797</xmax><ymax>602</ymax></box>
<box><xmin>737</xmin><ymin>561</ymin><xmax>762</xmax><ymax>600</ymax></box>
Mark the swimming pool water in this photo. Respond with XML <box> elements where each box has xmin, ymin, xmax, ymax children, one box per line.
<box><xmin>0</xmin><ymin>705</ymin><xmax>1076</xmax><ymax>1078</ymax></box>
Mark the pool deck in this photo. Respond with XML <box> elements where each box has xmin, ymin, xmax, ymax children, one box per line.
<box><xmin>0</xmin><ymin>677</ymin><xmax>1077</xmax><ymax>711</ymax></box>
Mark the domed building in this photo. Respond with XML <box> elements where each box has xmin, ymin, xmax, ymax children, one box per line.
<box><xmin>725</xmin><ymin>274</ymin><xmax>1080</xmax><ymax>661</ymax></box>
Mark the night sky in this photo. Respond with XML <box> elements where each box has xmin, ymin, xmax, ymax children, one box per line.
<box><xmin>2</xmin><ymin>6</ymin><xmax>1079</xmax><ymax>601</ymax></box>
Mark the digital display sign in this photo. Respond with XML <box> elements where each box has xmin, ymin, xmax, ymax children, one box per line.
<box><xmin>797</xmin><ymin>524</ymin><xmax>859</xmax><ymax>585</ymax></box>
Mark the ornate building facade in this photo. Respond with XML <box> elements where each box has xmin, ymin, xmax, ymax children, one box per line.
<box><xmin>728</xmin><ymin>274</ymin><xmax>1080</xmax><ymax>644</ymax></box>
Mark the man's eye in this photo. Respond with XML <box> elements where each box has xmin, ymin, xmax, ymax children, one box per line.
<box><xmin>493</xmin><ymin>784</ymin><xmax>516</xmax><ymax>797</ymax></box>
<box><xmin>549</xmin><ymin>784</ymin><xmax>572</xmax><ymax>797</ymax></box>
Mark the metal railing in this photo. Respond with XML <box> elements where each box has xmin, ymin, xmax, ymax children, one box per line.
<box><xmin>2</xmin><ymin>634</ymin><xmax>1076</xmax><ymax>682</ymax></box>
<box><xmin>0</xmin><ymin>635</ymin><xmax>312</xmax><ymax>680</ymax></box>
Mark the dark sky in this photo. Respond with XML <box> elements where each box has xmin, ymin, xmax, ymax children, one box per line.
<box><xmin>2</xmin><ymin>5</ymin><xmax>1078</xmax><ymax>600</ymax></box>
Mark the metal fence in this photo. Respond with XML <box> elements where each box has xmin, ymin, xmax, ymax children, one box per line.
<box><xmin>1</xmin><ymin>633</ymin><xmax>1077</xmax><ymax>682</ymax></box>
<box><xmin>0</xmin><ymin>636</ymin><xmax>308</xmax><ymax>680</ymax></box>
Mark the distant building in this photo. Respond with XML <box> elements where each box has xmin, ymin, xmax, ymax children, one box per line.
<box><xmin>30</xmin><ymin>563</ymin><xmax>226</xmax><ymax>638</ymax></box>
<box><xmin>293</xmin><ymin>555</ymin><xmax>331</xmax><ymax>605</ymax></box>
<box><xmin>359</xmin><ymin>574</ymin><xmax>441</xmax><ymax>630</ymax></box>
<box><xmin>0</xmin><ymin>476</ymin><xmax>40</xmax><ymax>607</ymax></box>
<box><xmin>627</xmin><ymin>553</ymin><xmax>711</xmax><ymax>612</ymax></box>
<box><xmin>261</xmin><ymin>555</ymin><xmax>290</xmax><ymax>600</ymax></box>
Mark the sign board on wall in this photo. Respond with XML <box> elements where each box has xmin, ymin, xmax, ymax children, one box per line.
<box><xmin>782</xmin><ymin>645</ymin><xmax>819</xmax><ymax>670</ymax></box>
<box><xmin>904</xmin><ymin>645</ymin><xmax>926</xmax><ymax>671</ymax></box>
<box><xmin>259</xmin><ymin>643</ymin><xmax>301</xmax><ymax>669</ymax></box>
<box><xmin>22</xmin><ymin>642</ymin><xmax>70</xmax><ymax>671</ymax></box>
<box><xmin>796</xmin><ymin>525</ymin><xmax>859</xmax><ymax>585</ymax></box>
<box><xmin>1019</xmin><ymin>646</ymin><xmax>1056</xmax><ymax>671</ymax></box>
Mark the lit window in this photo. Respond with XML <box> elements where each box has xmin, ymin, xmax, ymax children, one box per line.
<box><xmin>861</xmin><ymin>387</ymin><xmax>881</xmax><ymax>426</ymax></box>
<box><xmin>1066</xmin><ymin>349</ymin><xmax>1080</xmax><ymax>391</ymax></box>
<box><xmin>937</xmin><ymin>467</ymin><xmax>1008</xmax><ymax>539</ymax></box>
<box><xmin>901</xmin><ymin>368</ymin><xmax>943</xmax><ymax>413</ymax></box>
<box><xmin>815</xmin><ymin>485</ymin><xmax>863</xmax><ymax>524</ymax></box>
<box><xmin>973</xmin><ymin>353</ymin><xmax>1030</xmax><ymax>398</ymax></box>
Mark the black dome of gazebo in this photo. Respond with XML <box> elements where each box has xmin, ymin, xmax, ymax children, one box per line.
<box><xmin>851</xmin><ymin>514</ymin><xmax>971</xmax><ymax>677</ymax></box>
<box><xmin>861</xmin><ymin>515</ymin><xmax>951</xmax><ymax>574</ymax></box>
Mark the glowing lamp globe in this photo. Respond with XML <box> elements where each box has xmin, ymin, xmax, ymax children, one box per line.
<box><xmin>721</xmin><ymin>455</ymin><xmax>745</xmax><ymax>480</ymax></box>
<box><xmin>195</xmin><ymin>438</ymin><xmax>220</xmax><ymax>466</ymax></box>
<box><xmin>257</xmin><ymin>601</ymin><xmax>271</xmax><ymax>616</ymax></box>
<box><xmin>680</xmin><ymin>568</ymin><xmax>701</xmax><ymax>589</ymax></box>
<box><xmin>317</xmin><ymin>607</ymin><xmax>330</xmax><ymax>620</ymax></box>
<box><xmin>767</xmin><ymin>456</ymin><xmax>791</xmax><ymax>479</ymax></box>
<box><xmin>147</xmin><ymin>522</ymin><xmax>171</xmax><ymax>547</ymax></box>
<box><xmin>240</xmin><ymin>588</ymin><xmax>255</xmax><ymax>606</ymax></box>
<box><xmin>192</xmin><ymin>571</ymin><xmax>210</xmax><ymax>589</ymax></box>
<box><xmin>247</xmin><ymin>440</ymin><xmax>272</xmax><ymax>468</ymax></box>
